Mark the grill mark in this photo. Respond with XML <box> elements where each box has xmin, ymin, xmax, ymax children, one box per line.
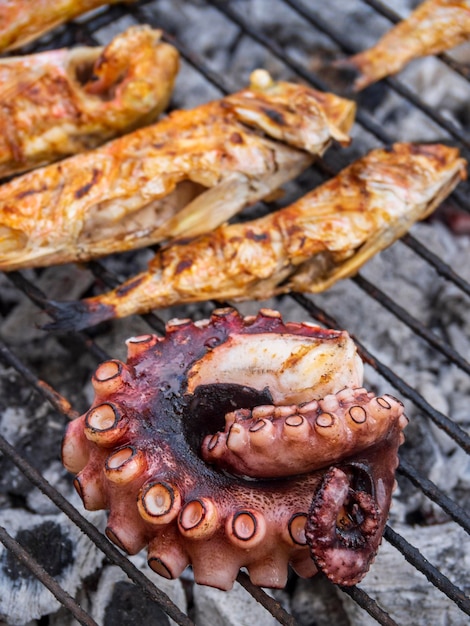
<box><xmin>115</xmin><ymin>275</ymin><xmax>145</xmax><ymax>297</ymax></box>
<box><xmin>230</xmin><ymin>132</ymin><xmax>244</xmax><ymax>144</ymax></box>
<box><xmin>176</xmin><ymin>259</ymin><xmax>193</xmax><ymax>274</ymax></box>
<box><xmin>262</xmin><ymin>107</ymin><xmax>286</xmax><ymax>126</ymax></box>
<box><xmin>246</xmin><ymin>229</ymin><xmax>269</xmax><ymax>242</ymax></box>
<box><xmin>74</xmin><ymin>167</ymin><xmax>101</xmax><ymax>199</ymax></box>
<box><xmin>16</xmin><ymin>183</ymin><xmax>48</xmax><ymax>199</ymax></box>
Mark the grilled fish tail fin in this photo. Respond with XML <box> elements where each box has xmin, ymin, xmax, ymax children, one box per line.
<box><xmin>42</xmin><ymin>299</ymin><xmax>116</xmax><ymax>332</ymax></box>
<box><xmin>332</xmin><ymin>56</ymin><xmax>375</xmax><ymax>92</ymax></box>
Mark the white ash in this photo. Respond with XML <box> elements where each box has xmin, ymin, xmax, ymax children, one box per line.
<box><xmin>25</xmin><ymin>462</ymin><xmax>76</xmax><ymax>517</ymax></box>
<box><xmin>193</xmin><ymin>579</ymin><xmax>280</xmax><ymax>626</ymax></box>
<box><xmin>93</xmin><ymin>14</ymin><xmax>138</xmax><ymax>43</ymax></box>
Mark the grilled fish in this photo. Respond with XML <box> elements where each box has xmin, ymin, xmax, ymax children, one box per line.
<box><xmin>43</xmin><ymin>143</ymin><xmax>466</xmax><ymax>331</ymax></box>
<box><xmin>0</xmin><ymin>69</ymin><xmax>355</xmax><ymax>271</ymax></box>
<box><xmin>0</xmin><ymin>0</ymin><xmax>135</xmax><ymax>52</ymax></box>
<box><xmin>337</xmin><ymin>0</ymin><xmax>470</xmax><ymax>91</ymax></box>
<box><xmin>0</xmin><ymin>26</ymin><xmax>179</xmax><ymax>178</ymax></box>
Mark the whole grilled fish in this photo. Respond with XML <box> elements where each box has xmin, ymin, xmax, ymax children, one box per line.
<box><xmin>43</xmin><ymin>143</ymin><xmax>467</xmax><ymax>330</ymax></box>
<box><xmin>0</xmin><ymin>0</ymin><xmax>135</xmax><ymax>52</ymax></box>
<box><xmin>337</xmin><ymin>0</ymin><xmax>470</xmax><ymax>91</ymax></box>
<box><xmin>0</xmin><ymin>70</ymin><xmax>355</xmax><ymax>270</ymax></box>
<box><xmin>0</xmin><ymin>26</ymin><xmax>179</xmax><ymax>178</ymax></box>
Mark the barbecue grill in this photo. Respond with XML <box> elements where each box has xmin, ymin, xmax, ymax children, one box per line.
<box><xmin>0</xmin><ymin>1</ymin><xmax>469</xmax><ymax>625</ymax></box>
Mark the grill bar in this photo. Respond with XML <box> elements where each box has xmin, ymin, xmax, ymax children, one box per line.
<box><xmin>339</xmin><ymin>586</ymin><xmax>399</xmax><ymax>626</ymax></box>
<box><xmin>0</xmin><ymin>336</ymin><xmax>78</xmax><ymax>419</ymax></box>
<box><xmin>237</xmin><ymin>572</ymin><xmax>298</xmax><ymax>626</ymax></box>
<box><xmin>30</xmin><ymin>3</ymin><xmax>138</xmax><ymax>52</ymax></box>
<box><xmin>358</xmin><ymin>353</ymin><xmax>469</xmax><ymax>451</ymax></box>
<box><xmin>397</xmin><ymin>460</ymin><xmax>470</xmax><ymax>534</ymax></box>
<box><xmin>384</xmin><ymin>526</ymin><xmax>470</xmax><ymax>616</ymax></box>
<box><xmin>383</xmin><ymin>76</ymin><xmax>470</xmax><ymax>150</ymax></box>
<box><xmin>402</xmin><ymin>233</ymin><xmax>470</xmax><ymax>297</ymax></box>
<box><xmin>352</xmin><ymin>273</ymin><xmax>470</xmax><ymax>376</ymax></box>
<box><xmin>143</xmin><ymin>22</ymin><xmax>236</xmax><ymax>95</ymax></box>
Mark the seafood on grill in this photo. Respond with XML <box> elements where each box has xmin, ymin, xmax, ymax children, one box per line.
<box><xmin>336</xmin><ymin>0</ymin><xmax>470</xmax><ymax>91</ymax></box>
<box><xmin>62</xmin><ymin>307</ymin><xmax>407</xmax><ymax>589</ymax></box>
<box><xmin>43</xmin><ymin>142</ymin><xmax>467</xmax><ymax>331</ymax></box>
<box><xmin>0</xmin><ymin>26</ymin><xmax>179</xmax><ymax>178</ymax></box>
<box><xmin>0</xmin><ymin>0</ymin><xmax>136</xmax><ymax>53</ymax></box>
<box><xmin>0</xmin><ymin>69</ymin><xmax>355</xmax><ymax>271</ymax></box>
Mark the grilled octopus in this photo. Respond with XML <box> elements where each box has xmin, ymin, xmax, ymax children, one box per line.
<box><xmin>0</xmin><ymin>26</ymin><xmax>179</xmax><ymax>178</ymax></box>
<box><xmin>43</xmin><ymin>142</ymin><xmax>467</xmax><ymax>331</ymax></box>
<box><xmin>0</xmin><ymin>70</ymin><xmax>355</xmax><ymax>270</ymax></box>
<box><xmin>337</xmin><ymin>0</ymin><xmax>470</xmax><ymax>91</ymax></box>
<box><xmin>0</xmin><ymin>0</ymin><xmax>135</xmax><ymax>53</ymax></box>
<box><xmin>62</xmin><ymin>307</ymin><xmax>408</xmax><ymax>589</ymax></box>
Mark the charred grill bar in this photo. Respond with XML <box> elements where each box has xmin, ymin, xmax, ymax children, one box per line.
<box><xmin>0</xmin><ymin>1</ymin><xmax>469</xmax><ymax>625</ymax></box>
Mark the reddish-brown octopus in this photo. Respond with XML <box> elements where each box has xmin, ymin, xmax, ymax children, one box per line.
<box><xmin>62</xmin><ymin>308</ymin><xmax>407</xmax><ymax>589</ymax></box>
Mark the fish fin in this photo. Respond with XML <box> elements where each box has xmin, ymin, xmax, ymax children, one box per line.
<box><xmin>331</xmin><ymin>57</ymin><xmax>371</xmax><ymax>92</ymax></box>
<box><xmin>42</xmin><ymin>298</ymin><xmax>115</xmax><ymax>332</ymax></box>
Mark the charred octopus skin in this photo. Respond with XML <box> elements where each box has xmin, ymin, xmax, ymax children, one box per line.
<box><xmin>62</xmin><ymin>308</ymin><xmax>407</xmax><ymax>590</ymax></box>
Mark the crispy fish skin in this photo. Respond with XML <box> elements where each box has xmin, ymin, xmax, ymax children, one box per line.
<box><xmin>0</xmin><ymin>70</ymin><xmax>355</xmax><ymax>271</ymax></box>
<box><xmin>0</xmin><ymin>0</ymin><xmax>135</xmax><ymax>52</ymax></box>
<box><xmin>337</xmin><ymin>0</ymin><xmax>470</xmax><ymax>91</ymax></box>
<box><xmin>44</xmin><ymin>143</ymin><xmax>466</xmax><ymax>330</ymax></box>
<box><xmin>0</xmin><ymin>26</ymin><xmax>179</xmax><ymax>178</ymax></box>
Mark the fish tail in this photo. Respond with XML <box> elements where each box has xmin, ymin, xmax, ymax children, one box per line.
<box><xmin>331</xmin><ymin>56</ymin><xmax>371</xmax><ymax>92</ymax></box>
<box><xmin>42</xmin><ymin>298</ymin><xmax>116</xmax><ymax>332</ymax></box>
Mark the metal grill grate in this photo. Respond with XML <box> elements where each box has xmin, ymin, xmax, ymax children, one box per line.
<box><xmin>0</xmin><ymin>1</ymin><xmax>469</xmax><ymax>625</ymax></box>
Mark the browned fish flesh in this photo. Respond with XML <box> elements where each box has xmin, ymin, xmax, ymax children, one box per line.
<box><xmin>0</xmin><ymin>26</ymin><xmax>179</xmax><ymax>178</ymax></box>
<box><xmin>337</xmin><ymin>0</ymin><xmax>470</xmax><ymax>91</ymax></box>
<box><xmin>43</xmin><ymin>143</ymin><xmax>466</xmax><ymax>330</ymax></box>
<box><xmin>0</xmin><ymin>69</ymin><xmax>355</xmax><ymax>271</ymax></box>
<box><xmin>0</xmin><ymin>0</ymin><xmax>135</xmax><ymax>52</ymax></box>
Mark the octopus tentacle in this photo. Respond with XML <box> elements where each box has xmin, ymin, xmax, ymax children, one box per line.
<box><xmin>62</xmin><ymin>307</ymin><xmax>406</xmax><ymax>589</ymax></box>
<box><xmin>305</xmin><ymin>429</ymin><xmax>405</xmax><ymax>585</ymax></box>
<box><xmin>201</xmin><ymin>387</ymin><xmax>405</xmax><ymax>478</ymax></box>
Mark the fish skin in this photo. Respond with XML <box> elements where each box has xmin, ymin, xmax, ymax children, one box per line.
<box><xmin>42</xmin><ymin>142</ymin><xmax>467</xmax><ymax>331</ymax></box>
<box><xmin>336</xmin><ymin>0</ymin><xmax>470</xmax><ymax>91</ymax></box>
<box><xmin>0</xmin><ymin>0</ymin><xmax>136</xmax><ymax>52</ymax></box>
<box><xmin>0</xmin><ymin>25</ymin><xmax>179</xmax><ymax>178</ymax></box>
<box><xmin>0</xmin><ymin>70</ymin><xmax>355</xmax><ymax>271</ymax></box>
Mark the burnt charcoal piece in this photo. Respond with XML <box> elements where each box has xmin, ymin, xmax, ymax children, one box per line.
<box><xmin>104</xmin><ymin>580</ymin><xmax>170</xmax><ymax>626</ymax></box>
<box><xmin>3</xmin><ymin>521</ymin><xmax>73</xmax><ymax>581</ymax></box>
